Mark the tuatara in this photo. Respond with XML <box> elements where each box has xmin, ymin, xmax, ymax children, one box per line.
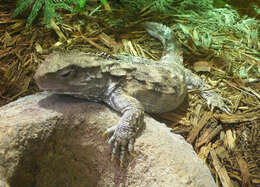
<box><xmin>34</xmin><ymin>22</ymin><xmax>231</xmax><ymax>165</ymax></box>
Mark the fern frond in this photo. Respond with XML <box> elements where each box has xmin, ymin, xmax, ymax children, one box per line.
<box><xmin>13</xmin><ymin>0</ymin><xmax>79</xmax><ymax>27</ymax></box>
<box><xmin>52</xmin><ymin>3</ymin><xmax>73</xmax><ymax>12</ymax></box>
<box><xmin>27</xmin><ymin>0</ymin><xmax>44</xmax><ymax>26</ymax></box>
<box><xmin>152</xmin><ymin>0</ymin><xmax>174</xmax><ymax>12</ymax></box>
<box><xmin>12</xmin><ymin>0</ymin><xmax>35</xmax><ymax>17</ymax></box>
<box><xmin>76</xmin><ymin>0</ymin><xmax>87</xmax><ymax>11</ymax></box>
<box><xmin>44</xmin><ymin>0</ymin><xmax>56</xmax><ymax>26</ymax></box>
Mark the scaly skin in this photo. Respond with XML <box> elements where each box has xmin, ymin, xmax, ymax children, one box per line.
<box><xmin>34</xmin><ymin>22</ymin><xmax>231</xmax><ymax>165</ymax></box>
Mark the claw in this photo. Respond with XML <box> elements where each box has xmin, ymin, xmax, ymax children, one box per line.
<box><xmin>111</xmin><ymin>155</ymin><xmax>115</xmax><ymax>162</ymax></box>
<box><xmin>103</xmin><ymin>125</ymin><xmax>117</xmax><ymax>138</ymax></box>
<box><xmin>108</xmin><ymin>135</ymin><xmax>116</xmax><ymax>144</ymax></box>
<box><xmin>218</xmin><ymin>100</ymin><xmax>232</xmax><ymax>114</ymax></box>
<box><xmin>224</xmin><ymin>98</ymin><xmax>232</xmax><ymax>105</ymax></box>
<box><xmin>102</xmin><ymin>131</ymin><xmax>108</xmax><ymax>137</ymax></box>
<box><xmin>223</xmin><ymin>105</ymin><xmax>232</xmax><ymax>114</ymax></box>
<box><xmin>210</xmin><ymin>103</ymin><xmax>231</xmax><ymax>114</ymax></box>
<box><xmin>210</xmin><ymin>104</ymin><xmax>214</xmax><ymax>112</ymax></box>
<box><xmin>130</xmin><ymin>152</ymin><xmax>136</xmax><ymax>157</ymax></box>
<box><xmin>120</xmin><ymin>158</ymin><xmax>126</xmax><ymax>167</ymax></box>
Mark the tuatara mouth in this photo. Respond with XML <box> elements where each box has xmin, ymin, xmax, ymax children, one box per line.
<box><xmin>43</xmin><ymin>89</ymin><xmax>75</xmax><ymax>94</ymax></box>
<box><xmin>35</xmin><ymin>79</ymin><xmax>70</xmax><ymax>92</ymax></box>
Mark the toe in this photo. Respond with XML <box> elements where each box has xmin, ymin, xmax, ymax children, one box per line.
<box><xmin>108</xmin><ymin>135</ymin><xmax>116</xmax><ymax>144</ymax></box>
<box><xmin>128</xmin><ymin>138</ymin><xmax>135</xmax><ymax>153</ymax></box>
<box><xmin>120</xmin><ymin>146</ymin><xmax>127</xmax><ymax>166</ymax></box>
<box><xmin>111</xmin><ymin>141</ymin><xmax>119</xmax><ymax>161</ymax></box>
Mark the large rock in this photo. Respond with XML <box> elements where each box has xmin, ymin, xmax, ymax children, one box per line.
<box><xmin>0</xmin><ymin>92</ymin><xmax>216</xmax><ymax>187</ymax></box>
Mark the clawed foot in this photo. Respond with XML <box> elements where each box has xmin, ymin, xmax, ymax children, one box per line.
<box><xmin>103</xmin><ymin>124</ymin><xmax>137</xmax><ymax>167</ymax></box>
<box><xmin>206</xmin><ymin>92</ymin><xmax>232</xmax><ymax>113</ymax></box>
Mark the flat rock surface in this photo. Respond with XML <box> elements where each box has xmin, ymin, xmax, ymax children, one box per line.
<box><xmin>0</xmin><ymin>92</ymin><xmax>216</xmax><ymax>187</ymax></box>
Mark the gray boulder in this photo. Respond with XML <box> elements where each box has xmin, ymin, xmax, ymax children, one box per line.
<box><xmin>0</xmin><ymin>92</ymin><xmax>216</xmax><ymax>187</ymax></box>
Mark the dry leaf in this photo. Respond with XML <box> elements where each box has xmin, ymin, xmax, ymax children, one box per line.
<box><xmin>193</xmin><ymin>61</ymin><xmax>211</xmax><ymax>72</ymax></box>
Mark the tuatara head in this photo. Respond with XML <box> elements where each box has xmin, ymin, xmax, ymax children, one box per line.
<box><xmin>34</xmin><ymin>51</ymin><xmax>108</xmax><ymax>98</ymax></box>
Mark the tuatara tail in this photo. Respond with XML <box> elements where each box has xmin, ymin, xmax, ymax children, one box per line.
<box><xmin>144</xmin><ymin>22</ymin><xmax>183</xmax><ymax>65</ymax></box>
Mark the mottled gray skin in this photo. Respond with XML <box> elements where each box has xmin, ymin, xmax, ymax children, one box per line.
<box><xmin>34</xmin><ymin>22</ymin><xmax>230</xmax><ymax>164</ymax></box>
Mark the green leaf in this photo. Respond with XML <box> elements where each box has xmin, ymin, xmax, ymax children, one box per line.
<box><xmin>101</xmin><ymin>0</ymin><xmax>107</xmax><ymax>5</ymax></box>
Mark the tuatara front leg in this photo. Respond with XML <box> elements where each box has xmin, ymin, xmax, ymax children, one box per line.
<box><xmin>103</xmin><ymin>88</ymin><xmax>145</xmax><ymax>166</ymax></box>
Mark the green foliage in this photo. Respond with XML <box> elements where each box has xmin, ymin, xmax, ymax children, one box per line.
<box><xmin>119</xmin><ymin>0</ymin><xmax>216</xmax><ymax>13</ymax></box>
<box><xmin>120</xmin><ymin>0</ymin><xmax>259</xmax><ymax>77</ymax></box>
<box><xmin>170</xmin><ymin>1</ymin><xmax>259</xmax><ymax>77</ymax></box>
<box><xmin>100</xmin><ymin>0</ymin><xmax>107</xmax><ymax>6</ymax></box>
<box><xmin>13</xmin><ymin>0</ymin><xmax>86</xmax><ymax>27</ymax></box>
<box><xmin>73</xmin><ymin>0</ymin><xmax>87</xmax><ymax>12</ymax></box>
